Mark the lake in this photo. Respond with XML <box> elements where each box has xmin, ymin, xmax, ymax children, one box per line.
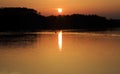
<box><xmin>0</xmin><ymin>31</ymin><xmax>120</xmax><ymax>74</ymax></box>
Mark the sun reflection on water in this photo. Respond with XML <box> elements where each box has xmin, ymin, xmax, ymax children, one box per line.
<box><xmin>58</xmin><ymin>31</ymin><xmax>62</xmax><ymax>51</ymax></box>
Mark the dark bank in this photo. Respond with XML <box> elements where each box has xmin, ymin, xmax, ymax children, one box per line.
<box><xmin>0</xmin><ymin>7</ymin><xmax>120</xmax><ymax>32</ymax></box>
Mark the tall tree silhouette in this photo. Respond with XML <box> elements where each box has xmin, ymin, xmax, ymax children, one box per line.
<box><xmin>0</xmin><ymin>7</ymin><xmax>120</xmax><ymax>32</ymax></box>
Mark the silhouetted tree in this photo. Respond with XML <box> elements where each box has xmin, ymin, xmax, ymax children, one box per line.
<box><xmin>0</xmin><ymin>7</ymin><xmax>46</xmax><ymax>31</ymax></box>
<box><xmin>0</xmin><ymin>7</ymin><xmax>120</xmax><ymax>32</ymax></box>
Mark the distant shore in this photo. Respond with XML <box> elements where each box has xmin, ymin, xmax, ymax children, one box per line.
<box><xmin>0</xmin><ymin>7</ymin><xmax>120</xmax><ymax>32</ymax></box>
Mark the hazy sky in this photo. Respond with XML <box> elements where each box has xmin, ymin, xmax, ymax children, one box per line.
<box><xmin>0</xmin><ymin>0</ymin><xmax>120</xmax><ymax>18</ymax></box>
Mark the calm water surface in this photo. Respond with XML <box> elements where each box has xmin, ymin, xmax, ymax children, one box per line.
<box><xmin>0</xmin><ymin>31</ymin><xmax>120</xmax><ymax>74</ymax></box>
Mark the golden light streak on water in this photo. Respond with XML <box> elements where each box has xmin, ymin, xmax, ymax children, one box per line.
<box><xmin>58</xmin><ymin>31</ymin><xmax>62</xmax><ymax>51</ymax></box>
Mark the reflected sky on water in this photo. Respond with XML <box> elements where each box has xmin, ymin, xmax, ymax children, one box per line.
<box><xmin>0</xmin><ymin>31</ymin><xmax>120</xmax><ymax>74</ymax></box>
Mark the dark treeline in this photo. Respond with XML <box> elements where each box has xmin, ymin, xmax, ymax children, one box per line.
<box><xmin>0</xmin><ymin>7</ymin><xmax>120</xmax><ymax>32</ymax></box>
<box><xmin>0</xmin><ymin>7</ymin><xmax>46</xmax><ymax>31</ymax></box>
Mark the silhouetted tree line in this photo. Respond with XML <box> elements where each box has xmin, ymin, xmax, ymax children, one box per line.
<box><xmin>0</xmin><ymin>7</ymin><xmax>120</xmax><ymax>32</ymax></box>
<box><xmin>0</xmin><ymin>7</ymin><xmax>46</xmax><ymax>31</ymax></box>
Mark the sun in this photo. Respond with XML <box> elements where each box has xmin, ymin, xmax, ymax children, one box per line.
<box><xmin>57</xmin><ymin>8</ymin><xmax>62</xmax><ymax>13</ymax></box>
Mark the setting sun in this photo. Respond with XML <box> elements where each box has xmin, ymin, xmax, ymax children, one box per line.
<box><xmin>58</xmin><ymin>8</ymin><xmax>62</xmax><ymax>13</ymax></box>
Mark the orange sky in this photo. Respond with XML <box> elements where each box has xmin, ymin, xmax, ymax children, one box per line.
<box><xmin>0</xmin><ymin>0</ymin><xmax>120</xmax><ymax>18</ymax></box>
